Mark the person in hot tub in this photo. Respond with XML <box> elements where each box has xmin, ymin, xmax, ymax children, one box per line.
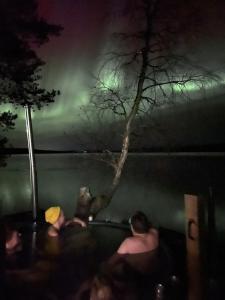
<box><xmin>45</xmin><ymin>206</ymin><xmax>87</xmax><ymax>237</ymax></box>
<box><xmin>108</xmin><ymin>211</ymin><xmax>159</xmax><ymax>275</ymax></box>
<box><xmin>4</xmin><ymin>223</ymin><xmax>22</xmax><ymax>255</ymax></box>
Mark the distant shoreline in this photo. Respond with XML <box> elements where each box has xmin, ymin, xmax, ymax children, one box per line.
<box><xmin>1</xmin><ymin>148</ymin><xmax>225</xmax><ymax>157</ymax></box>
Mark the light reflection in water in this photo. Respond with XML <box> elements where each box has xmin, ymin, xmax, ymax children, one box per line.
<box><xmin>0</xmin><ymin>154</ymin><xmax>224</xmax><ymax>239</ymax></box>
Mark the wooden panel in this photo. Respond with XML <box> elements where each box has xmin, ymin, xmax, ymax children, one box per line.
<box><xmin>184</xmin><ymin>194</ymin><xmax>205</xmax><ymax>300</ymax></box>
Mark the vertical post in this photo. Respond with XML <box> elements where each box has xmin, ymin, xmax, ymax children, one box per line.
<box><xmin>207</xmin><ymin>186</ymin><xmax>216</xmax><ymax>277</ymax></box>
<box><xmin>184</xmin><ymin>194</ymin><xmax>206</xmax><ymax>300</ymax></box>
<box><xmin>25</xmin><ymin>105</ymin><xmax>38</xmax><ymax>224</ymax></box>
<box><xmin>0</xmin><ymin>218</ymin><xmax>5</xmax><ymax>289</ymax></box>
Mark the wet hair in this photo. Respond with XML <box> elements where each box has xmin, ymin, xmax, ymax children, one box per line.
<box><xmin>130</xmin><ymin>211</ymin><xmax>151</xmax><ymax>233</ymax></box>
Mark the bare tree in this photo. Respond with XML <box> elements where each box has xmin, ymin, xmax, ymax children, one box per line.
<box><xmin>78</xmin><ymin>0</ymin><xmax>218</xmax><ymax>214</ymax></box>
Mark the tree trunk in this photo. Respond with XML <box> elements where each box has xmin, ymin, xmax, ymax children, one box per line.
<box><xmin>107</xmin><ymin>122</ymin><xmax>130</xmax><ymax>199</ymax></box>
<box><xmin>93</xmin><ymin>0</ymin><xmax>157</xmax><ymax>208</ymax></box>
<box><xmin>105</xmin><ymin>1</ymin><xmax>156</xmax><ymax>199</ymax></box>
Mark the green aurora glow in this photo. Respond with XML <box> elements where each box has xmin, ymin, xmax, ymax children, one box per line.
<box><xmin>1</xmin><ymin>0</ymin><xmax>225</xmax><ymax>150</ymax></box>
<box><xmin>3</xmin><ymin>74</ymin><xmax>221</xmax><ymax>120</ymax></box>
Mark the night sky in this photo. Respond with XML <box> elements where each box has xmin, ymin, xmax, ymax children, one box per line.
<box><xmin>4</xmin><ymin>0</ymin><xmax>225</xmax><ymax>151</ymax></box>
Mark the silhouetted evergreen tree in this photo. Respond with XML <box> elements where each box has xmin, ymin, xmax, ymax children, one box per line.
<box><xmin>0</xmin><ymin>0</ymin><xmax>62</xmax><ymax>160</ymax></box>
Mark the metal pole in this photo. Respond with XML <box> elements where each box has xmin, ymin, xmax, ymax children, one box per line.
<box><xmin>25</xmin><ymin>105</ymin><xmax>38</xmax><ymax>224</ymax></box>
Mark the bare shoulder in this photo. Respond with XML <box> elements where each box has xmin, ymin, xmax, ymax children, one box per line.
<box><xmin>117</xmin><ymin>237</ymin><xmax>132</xmax><ymax>254</ymax></box>
<box><xmin>47</xmin><ymin>226</ymin><xmax>58</xmax><ymax>237</ymax></box>
<box><xmin>148</xmin><ymin>228</ymin><xmax>159</xmax><ymax>249</ymax></box>
<box><xmin>149</xmin><ymin>228</ymin><xmax>159</xmax><ymax>236</ymax></box>
<box><xmin>66</xmin><ymin>217</ymin><xmax>87</xmax><ymax>227</ymax></box>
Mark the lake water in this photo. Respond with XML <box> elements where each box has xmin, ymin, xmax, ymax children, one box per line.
<box><xmin>0</xmin><ymin>153</ymin><xmax>225</xmax><ymax>237</ymax></box>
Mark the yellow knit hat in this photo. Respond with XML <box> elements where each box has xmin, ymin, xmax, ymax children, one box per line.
<box><xmin>45</xmin><ymin>206</ymin><xmax>61</xmax><ymax>224</ymax></box>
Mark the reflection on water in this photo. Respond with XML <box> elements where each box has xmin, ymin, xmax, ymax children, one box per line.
<box><xmin>0</xmin><ymin>154</ymin><xmax>225</xmax><ymax>236</ymax></box>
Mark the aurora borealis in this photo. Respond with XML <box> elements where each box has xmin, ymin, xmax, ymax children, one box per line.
<box><xmin>3</xmin><ymin>0</ymin><xmax>225</xmax><ymax>151</ymax></box>
<box><xmin>1</xmin><ymin>0</ymin><xmax>225</xmax><ymax>248</ymax></box>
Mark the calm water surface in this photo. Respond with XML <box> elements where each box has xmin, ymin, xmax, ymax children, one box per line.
<box><xmin>0</xmin><ymin>153</ymin><xmax>225</xmax><ymax>237</ymax></box>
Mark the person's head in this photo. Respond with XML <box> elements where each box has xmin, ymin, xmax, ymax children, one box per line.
<box><xmin>129</xmin><ymin>211</ymin><xmax>151</xmax><ymax>234</ymax></box>
<box><xmin>45</xmin><ymin>206</ymin><xmax>65</xmax><ymax>228</ymax></box>
<box><xmin>5</xmin><ymin>224</ymin><xmax>22</xmax><ymax>254</ymax></box>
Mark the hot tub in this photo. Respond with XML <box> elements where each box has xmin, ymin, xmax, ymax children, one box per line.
<box><xmin>4</xmin><ymin>220</ymin><xmax>182</xmax><ymax>300</ymax></box>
